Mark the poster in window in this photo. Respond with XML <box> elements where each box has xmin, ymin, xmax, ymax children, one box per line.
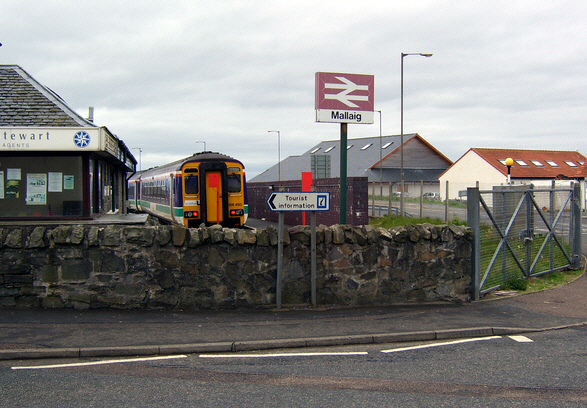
<box><xmin>6</xmin><ymin>168</ymin><xmax>22</xmax><ymax>198</ymax></box>
<box><xmin>48</xmin><ymin>172</ymin><xmax>63</xmax><ymax>192</ymax></box>
<box><xmin>26</xmin><ymin>173</ymin><xmax>47</xmax><ymax>205</ymax></box>
<box><xmin>7</xmin><ymin>168</ymin><xmax>21</xmax><ymax>180</ymax></box>
<box><xmin>6</xmin><ymin>180</ymin><xmax>19</xmax><ymax>198</ymax></box>
<box><xmin>64</xmin><ymin>175</ymin><xmax>75</xmax><ymax>190</ymax></box>
<box><xmin>0</xmin><ymin>171</ymin><xmax>4</xmax><ymax>199</ymax></box>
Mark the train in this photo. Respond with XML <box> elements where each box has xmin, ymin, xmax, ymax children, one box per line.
<box><xmin>127</xmin><ymin>151</ymin><xmax>248</xmax><ymax>228</ymax></box>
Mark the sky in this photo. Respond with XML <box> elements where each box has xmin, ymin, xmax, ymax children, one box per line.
<box><xmin>2</xmin><ymin>0</ymin><xmax>587</xmax><ymax>178</ymax></box>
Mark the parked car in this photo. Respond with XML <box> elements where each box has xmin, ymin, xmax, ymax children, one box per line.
<box><xmin>391</xmin><ymin>192</ymin><xmax>411</xmax><ymax>198</ymax></box>
<box><xmin>423</xmin><ymin>192</ymin><xmax>440</xmax><ymax>200</ymax></box>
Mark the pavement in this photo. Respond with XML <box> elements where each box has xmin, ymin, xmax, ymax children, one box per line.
<box><xmin>1</xmin><ymin>269</ymin><xmax>586</xmax><ymax>361</ymax></box>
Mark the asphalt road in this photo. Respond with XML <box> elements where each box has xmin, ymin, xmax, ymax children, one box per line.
<box><xmin>2</xmin><ymin>326</ymin><xmax>586</xmax><ymax>407</ymax></box>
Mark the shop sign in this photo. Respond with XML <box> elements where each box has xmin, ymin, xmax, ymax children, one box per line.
<box><xmin>0</xmin><ymin>127</ymin><xmax>101</xmax><ymax>151</ymax></box>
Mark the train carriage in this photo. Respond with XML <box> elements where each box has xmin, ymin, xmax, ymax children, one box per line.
<box><xmin>127</xmin><ymin>152</ymin><xmax>248</xmax><ymax>228</ymax></box>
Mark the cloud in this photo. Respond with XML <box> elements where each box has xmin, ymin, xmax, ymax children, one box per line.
<box><xmin>2</xmin><ymin>0</ymin><xmax>587</xmax><ymax>176</ymax></box>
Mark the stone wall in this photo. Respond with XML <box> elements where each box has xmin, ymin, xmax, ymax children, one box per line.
<box><xmin>0</xmin><ymin>220</ymin><xmax>472</xmax><ymax>310</ymax></box>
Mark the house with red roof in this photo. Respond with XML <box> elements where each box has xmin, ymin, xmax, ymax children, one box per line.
<box><xmin>439</xmin><ymin>148</ymin><xmax>587</xmax><ymax>206</ymax></box>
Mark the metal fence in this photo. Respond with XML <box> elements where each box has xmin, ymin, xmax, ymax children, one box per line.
<box><xmin>467</xmin><ymin>183</ymin><xmax>582</xmax><ymax>300</ymax></box>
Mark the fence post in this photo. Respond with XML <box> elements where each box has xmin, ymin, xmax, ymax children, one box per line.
<box><xmin>388</xmin><ymin>182</ymin><xmax>393</xmax><ymax>214</ymax></box>
<box><xmin>467</xmin><ymin>187</ymin><xmax>481</xmax><ymax>300</ymax></box>
<box><xmin>572</xmin><ymin>182</ymin><xmax>582</xmax><ymax>269</ymax></box>
<box><xmin>420</xmin><ymin>180</ymin><xmax>424</xmax><ymax>218</ymax></box>
<box><xmin>445</xmin><ymin>180</ymin><xmax>450</xmax><ymax>222</ymax></box>
<box><xmin>525</xmin><ymin>187</ymin><xmax>533</xmax><ymax>277</ymax></box>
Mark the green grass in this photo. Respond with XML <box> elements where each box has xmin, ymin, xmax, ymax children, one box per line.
<box><xmin>501</xmin><ymin>277</ymin><xmax>529</xmax><ymax>291</ymax></box>
<box><xmin>525</xmin><ymin>269</ymin><xmax>584</xmax><ymax>293</ymax></box>
<box><xmin>484</xmin><ymin>268</ymin><xmax>583</xmax><ymax>298</ymax></box>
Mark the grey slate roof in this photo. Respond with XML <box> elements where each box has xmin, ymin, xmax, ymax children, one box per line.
<box><xmin>0</xmin><ymin>65</ymin><xmax>95</xmax><ymax>127</ymax></box>
<box><xmin>250</xmin><ymin>134</ymin><xmax>448</xmax><ymax>183</ymax></box>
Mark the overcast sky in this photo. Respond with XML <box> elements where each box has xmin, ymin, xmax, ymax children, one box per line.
<box><xmin>2</xmin><ymin>1</ymin><xmax>586</xmax><ymax>178</ymax></box>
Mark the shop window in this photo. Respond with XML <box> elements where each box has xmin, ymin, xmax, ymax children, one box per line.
<box><xmin>0</xmin><ymin>155</ymin><xmax>83</xmax><ymax>218</ymax></box>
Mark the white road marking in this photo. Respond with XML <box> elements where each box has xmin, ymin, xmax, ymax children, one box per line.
<box><xmin>11</xmin><ymin>355</ymin><xmax>187</xmax><ymax>370</ymax></box>
<box><xmin>200</xmin><ymin>351</ymin><xmax>368</xmax><ymax>359</ymax></box>
<box><xmin>381</xmin><ymin>336</ymin><xmax>502</xmax><ymax>353</ymax></box>
<box><xmin>508</xmin><ymin>335</ymin><xmax>534</xmax><ymax>343</ymax></box>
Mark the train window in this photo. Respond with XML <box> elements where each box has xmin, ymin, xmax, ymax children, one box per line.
<box><xmin>185</xmin><ymin>175</ymin><xmax>199</xmax><ymax>195</ymax></box>
<box><xmin>227</xmin><ymin>174</ymin><xmax>241</xmax><ymax>193</ymax></box>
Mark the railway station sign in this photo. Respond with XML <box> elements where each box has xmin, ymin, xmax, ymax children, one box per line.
<box><xmin>267</xmin><ymin>192</ymin><xmax>330</xmax><ymax>212</ymax></box>
<box><xmin>315</xmin><ymin>72</ymin><xmax>374</xmax><ymax>124</ymax></box>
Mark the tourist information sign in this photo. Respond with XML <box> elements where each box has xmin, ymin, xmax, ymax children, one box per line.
<box><xmin>266</xmin><ymin>192</ymin><xmax>330</xmax><ymax>212</ymax></box>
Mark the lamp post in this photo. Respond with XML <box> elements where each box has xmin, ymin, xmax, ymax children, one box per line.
<box><xmin>400</xmin><ymin>52</ymin><xmax>432</xmax><ymax>216</ymax></box>
<box><xmin>505</xmin><ymin>157</ymin><xmax>514</xmax><ymax>185</ymax></box>
<box><xmin>376</xmin><ymin>110</ymin><xmax>383</xmax><ymax>203</ymax></box>
<box><xmin>132</xmin><ymin>147</ymin><xmax>142</xmax><ymax>171</ymax></box>
<box><xmin>195</xmin><ymin>141</ymin><xmax>206</xmax><ymax>152</ymax></box>
<box><xmin>268</xmin><ymin>130</ymin><xmax>281</xmax><ymax>185</ymax></box>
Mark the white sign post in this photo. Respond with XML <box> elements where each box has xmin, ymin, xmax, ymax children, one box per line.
<box><xmin>267</xmin><ymin>192</ymin><xmax>330</xmax><ymax>308</ymax></box>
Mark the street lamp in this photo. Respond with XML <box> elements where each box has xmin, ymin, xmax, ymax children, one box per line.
<box><xmin>400</xmin><ymin>52</ymin><xmax>432</xmax><ymax>216</ymax></box>
<box><xmin>195</xmin><ymin>141</ymin><xmax>206</xmax><ymax>152</ymax></box>
<box><xmin>268</xmin><ymin>130</ymin><xmax>281</xmax><ymax>185</ymax></box>
<box><xmin>376</xmin><ymin>110</ymin><xmax>383</xmax><ymax>202</ymax></box>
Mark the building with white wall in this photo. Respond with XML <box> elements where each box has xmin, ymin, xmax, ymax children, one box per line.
<box><xmin>439</xmin><ymin>148</ymin><xmax>587</xmax><ymax>207</ymax></box>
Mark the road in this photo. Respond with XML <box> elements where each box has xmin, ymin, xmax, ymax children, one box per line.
<box><xmin>369</xmin><ymin>200</ymin><xmax>466</xmax><ymax>220</ymax></box>
<box><xmin>2</xmin><ymin>327</ymin><xmax>586</xmax><ymax>407</ymax></box>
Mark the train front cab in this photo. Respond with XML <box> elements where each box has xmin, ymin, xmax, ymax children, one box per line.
<box><xmin>181</xmin><ymin>160</ymin><xmax>246</xmax><ymax>228</ymax></box>
<box><xmin>126</xmin><ymin>177</ymin><xmax>141</xmax><ymax>212</ymax></box>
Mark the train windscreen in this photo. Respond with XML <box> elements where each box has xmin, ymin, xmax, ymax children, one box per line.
<box><xmin>227</xmin><ymin>174</ymin><xmax>241</xmax><ymax>193</ymax></box>
<box><xmin>184</xmin><ymin>175</ymin><xmax>199</xmax><ymax>194</ymax></box>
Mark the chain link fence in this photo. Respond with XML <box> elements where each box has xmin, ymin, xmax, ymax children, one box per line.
<box><xmin>467</xmin><ymin>183</ymin><xmax>582</xmax><ymax>299</ymax></box>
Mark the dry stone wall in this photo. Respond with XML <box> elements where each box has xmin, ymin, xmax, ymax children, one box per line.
<box><xmin>0</xmin><ymin>220</ymin><xmax>473</xmax><ymax>310</ymax></box>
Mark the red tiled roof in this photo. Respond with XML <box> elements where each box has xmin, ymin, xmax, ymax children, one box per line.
<box><xmin>471</xmin><ymin>148</ymin><xmax>587</xmax><ymax>179</ymax></box>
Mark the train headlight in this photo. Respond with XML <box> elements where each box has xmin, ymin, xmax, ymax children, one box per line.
<box><xmin>184</xmin><ymin>211</ymin><xmax>199</xmax><ymax>218</ymax></box>
<box><xmin>230</xmin><ymin>209</ymin><xmax>244</xmax><ymax>216</ymax></box>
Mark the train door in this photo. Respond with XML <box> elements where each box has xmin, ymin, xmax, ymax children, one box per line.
<box><xmin>206</xmin><ymin>171</ymin><xmax>223</xmax><ymax>224</ymax></box>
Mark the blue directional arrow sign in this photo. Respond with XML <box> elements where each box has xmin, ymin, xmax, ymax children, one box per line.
<box><xmin>267</xmin><ymin>192</ymin><xmax>330</xmax><ymax>212</ymax></box>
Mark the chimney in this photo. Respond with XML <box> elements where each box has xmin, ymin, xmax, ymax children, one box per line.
<box><xmin>87</xmin><ymin>106</ymin><xmax>94</xmax><ymax>123</ymax></box>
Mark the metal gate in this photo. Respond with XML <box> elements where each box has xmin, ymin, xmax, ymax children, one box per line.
<box><xmin>467</xmin><ymin>183</ymin><xmax>581</xmax><ymax>300</ymax></box>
